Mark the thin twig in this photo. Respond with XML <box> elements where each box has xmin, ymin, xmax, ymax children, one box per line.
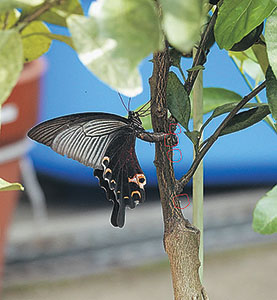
<box><xmin>201</xmin><ymin>287</ymin><xmax>210</xmax><ymax>300</ymax></box>
<box><xmin>199</xmin><ymin>115</ymin><xmax>212</xmax><ymax>141</ymax></box>
<box><xmin>185</xmin><ymin>7</ymin><xmax>218</xmax><ymax>94</ymax></box>
<box><xmin>178</xmin><ymin>63</ymin><xmax>186</xmax><ymax>82</ymax></box>
<box><xmin>14</xmin><ymin>0</ymin><xmax>61</xmax><ymax>32</ymax></box>
<box><xmin>176</xmin><ymin>80</ymin><xmax>266</xmax><ymax>193</ymax></box>
<box><xmin>2</xmin><ymin>11</ymin><xmax>10</xmax><ymax>29</ymax></box>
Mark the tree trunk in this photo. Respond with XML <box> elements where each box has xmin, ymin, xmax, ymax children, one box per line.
<box><xmin>149</xmin><ymin>47</ymin><xmax>208</xmax><ymax>299</ymax></box>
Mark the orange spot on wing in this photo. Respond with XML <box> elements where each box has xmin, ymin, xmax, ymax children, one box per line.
<box><xmin>131</xmin><ymin>191</ymin><xmax>141</xmax><ymax>199</ymax></box>
<box><xmin>128</xmin><ymin>174</ymin><xmax>146</xmax><ymax>189</ymax></box>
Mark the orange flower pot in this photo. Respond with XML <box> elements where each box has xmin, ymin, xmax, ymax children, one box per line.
<box><xmin>0</xmin><ymin>58</ymin><xmax>46</xmax><ymax>293</ymax></box>
<box><xmin>0</xmin><ymin>160</ymin><xmax>20</xmax><ymax>292</ymax></box>
<box><xmin>0</xmin><ymin>59</ymin><xmax>46</xmax><ymax>146</ymax></box>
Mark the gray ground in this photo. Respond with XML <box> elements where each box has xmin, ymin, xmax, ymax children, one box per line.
<box><xmin>3</xmin><ymin>243</ymin><xmax>277</xmax><ymax>300</ymax></box>
<box><xmin>2</xmin><ymin>185</ymin><xmax>277</xmax><ymax>299</ymax></box>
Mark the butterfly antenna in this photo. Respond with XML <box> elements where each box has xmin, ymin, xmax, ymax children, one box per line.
<box><xmin>118</xmin><ymin>93</ymin><xmax>128</xmax><ymax>112</ymax></box>
<box><xmin>128</xmin><ymin>97</ymin><xmax>131</xmax><ymax>112</ymax></box>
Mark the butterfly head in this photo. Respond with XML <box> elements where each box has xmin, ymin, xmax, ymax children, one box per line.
<box><xmin>128</xmin><ymin>111</ymin><xmax>143</xmax><ymax>128</ymax></box>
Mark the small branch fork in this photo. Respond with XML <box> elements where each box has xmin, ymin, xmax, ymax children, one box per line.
<box><xmin>176</xmin><ymin>80</ymin><xmax>266</xmax><ymax>194</ymax></box>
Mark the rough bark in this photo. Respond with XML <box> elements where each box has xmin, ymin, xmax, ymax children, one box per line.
<box><xmin>149</xmin><ymin>47</ymin><xmax>207</xmax><ymax>299</ymax></box>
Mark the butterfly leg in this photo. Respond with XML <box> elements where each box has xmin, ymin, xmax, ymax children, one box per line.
<box><xmin>137</xmin><ymin>131</ymin><xmax>178</xmax><ymax>146</ymax></box>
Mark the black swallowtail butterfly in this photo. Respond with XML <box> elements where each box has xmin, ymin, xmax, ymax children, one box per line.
<box><xmin>28</xmin><ymin>111</ymin><xmax>149</xmax><ymax>228</ymax></box>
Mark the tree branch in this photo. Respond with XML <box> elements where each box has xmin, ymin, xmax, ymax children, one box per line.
<box><xmin>177</xmin><ymin>80</ymin><xmax>266</xmax><ymax>193</ymax></box>
<box><xmin>149</xmin><ymin>43</ymin><xmax>180</xmax><ymax>221</ymax></box>
<box><xmin>150</xmin><ymin>35</ymin><xmax>207</xmax><ymax>298</ymax></box>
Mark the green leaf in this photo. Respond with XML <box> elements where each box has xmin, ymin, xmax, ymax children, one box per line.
<box><xmin>184</xmin><ymin>130</ymin><xmax>200</xmax><ymax>145</ymax></box>
<box><xmin>253</xmin><ymin>185</ymin><xmax>277</xmax><ymax>234</ymax></box>
<box><xmin>31</xmin><ymin>32</ymin><xmax>74</xmax><ymax>49</ymax></box>
<box><xmin>21</xmin><ymin>21</ymin><xmax>51</xmax><ymax>62</ymax></box>
<box><xmin>201</xmin><ymin>102</ymin><xmax>267</xmax><ymax>132</ymax></box>
<box><xmin>219</xmin><ymin>105</ymin><xmax>271</xmax><ymax>136</ymax></box>
<box><xmin>160</xmin><ymin>0</ymin><xmax>205</xmax><ymax>52</ymax></box>
<box><xmin>215</xmin><ymin>0</ymin><xmax>276</xmax><ymax>50</ymax></box>
<box><xmin>88</xmin><ymin>0</ymin><xmax>163</xmax><ymax>64</ymax></box>
<box><xmin>50</xmin><ymin>34</ymin><xmax>74</xmax><ymax>49</ymax></box>
<box><xmin>167</xmin><ymin>71</ymin><xmax>190</xmax><ymax>130</ymax></box>
<box><xmin>212</xmin><ymin>102</ymin><xmax>268</xmax><ymax>119</ymax></box>
<box><xmin>0</xmin><ymin>29</ymin><xmax>23</xmax><ymax>105</ymax></box>
<box><xmin>265</xmin><ymin>8</ymin><xmax>277</xmax><ymax>78</ymax></box>
<box><xmin>67</xmin><ymin>15</ymin><xmax>141</xmax><ymax>97</ymax></box>
<box><xmin>187</xmin><ymin>65</ymin><xmax>205</xmax><ymax>72</ymax></box>
<box><xmin>202</xmin><ymin>88</ymin><xmax>242</xmax><ymax>115</ymax></box>
<box><xmin>133</xmin><ymin>102</ymin><xmax>152</xmax><ymax>130</ymax></box>
<box><xmin>265</xmin><ymin>66</ymin><xmax>277</xmax><ymax>121</ymax></box>
<box><xmin>68</xmin><ymin>0</ymin><xmax>162</xmax><ymax>97</ymax></box>
<box><xmin>230</xmin><ymin>22</ymin><xmax>264</xmax><ymax>52</ymax></box>
<box><xmin>0</xmin><ymin>0</ymin><xmax>43</xmax><ymax>13</ymax></box>
<box><xmin>0</xmin><ymin>9</ymin><xmax>20</xmax><ymax>29</ymax></box>
<box><xmin>229</xmin><ymin>50</ymin><xmax>264</xmax><ymax>83</ymax></box>
<box><xmin>0</xmin><ymin>177</ymin><xmax>24</xmax><ymax>191</ymax></box>
<box><xmin>229</xmin><ymin>48</ymin><xmax>258</xmax><ymax>63</ymax></box>
<box><xmin>252</xmin><ymin>43</ymin><xmax>270</xmax><ymax>75</ymax></box>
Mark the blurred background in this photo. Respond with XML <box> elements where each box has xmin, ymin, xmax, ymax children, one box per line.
<box><xmin>1</xmin><ymin>1</ymin><xmax>277</xmax><ymax>299</ymax></box>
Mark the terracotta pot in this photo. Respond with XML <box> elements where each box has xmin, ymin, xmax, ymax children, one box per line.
<box><xmin>0</xmin><ymin>58</ymin><xmax>46</xmax><ymax>146</ymax></box>
<box><xmin>0</xmin><ymin>160</ymin><xmax>20</xmax><ymax>292</ymax></box>
<box><xmin>0</xmin><ymin>58</ymin><xmax>46</xmax><ymax>293</ymax></box>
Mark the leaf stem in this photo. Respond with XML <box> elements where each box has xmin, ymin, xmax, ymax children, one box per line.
<box><xmin>192</xmin><ymin>48</ymin><xmax>204</xmax><ymax>283</ymax></box>
<box><xmin>178</xmin><ymin>64</ymin><xmax>186</xmax><ymax>83</ymax></box>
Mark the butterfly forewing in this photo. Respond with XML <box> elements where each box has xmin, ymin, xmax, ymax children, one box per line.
<box><xmin>28</xmin><ymin>112</ymin><xmax>147</xmax><ymax>228</ymax></box>
<box><xmin>28</xmin><ymin>113</ymin><xmax>129</xmax><ymax>169</ymax></box>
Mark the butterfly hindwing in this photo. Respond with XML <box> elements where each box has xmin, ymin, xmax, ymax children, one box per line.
<box><xmin>93</xmin><ymin>169</ymin><xmax>119</xmax><ymax>227</ymax></box>
<box><xmin>95</xmin><ymin>129</ymin><xmax>146</xmax><ymax>227</ymax></box>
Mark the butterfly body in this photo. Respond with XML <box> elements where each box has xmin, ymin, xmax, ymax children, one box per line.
<box><xmin>28</xmin><ymin>111</ymin><xmax>147</xmax><ymax>227</ymax></box>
